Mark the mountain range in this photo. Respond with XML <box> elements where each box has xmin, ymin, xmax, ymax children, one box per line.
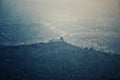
<box><xmin>0</xmin><ymin>40</ymin><xmax>120</xmax><ymax>80</ymax></box>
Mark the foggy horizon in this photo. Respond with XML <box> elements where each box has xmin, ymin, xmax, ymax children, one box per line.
<box><xmin>0</xmin><ymin>0</ymin><xmax>120</xmax><ymax>54</ymax></box>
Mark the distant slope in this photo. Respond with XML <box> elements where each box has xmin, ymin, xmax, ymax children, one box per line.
<box><xmin>0</xmin><ymin>41</ymin><xmax>120</xmax><ymax>80</ymax></box>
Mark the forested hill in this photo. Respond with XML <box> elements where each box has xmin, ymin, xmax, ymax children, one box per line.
<box><xmin>0</xmin><ymin>41</ymin><xmax>120</xmax><ymax>80</ymax></box>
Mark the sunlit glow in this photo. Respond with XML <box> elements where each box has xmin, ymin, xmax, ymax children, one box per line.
<box><xmin>1</xmin><ymin>0</ymin><xmax>120</xmax><ymax>54</ymax></box>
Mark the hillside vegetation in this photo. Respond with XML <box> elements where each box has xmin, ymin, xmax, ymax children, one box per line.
<box><xmin>0</xmin><ymin>41</ymin><xmax>120</xmax><ymax>80</ymax></box>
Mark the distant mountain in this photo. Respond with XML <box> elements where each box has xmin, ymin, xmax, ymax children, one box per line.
<box><xmin>0</xmin><ymin>40</ymin><xmax>120</xmax><ymax>80</ymax></box>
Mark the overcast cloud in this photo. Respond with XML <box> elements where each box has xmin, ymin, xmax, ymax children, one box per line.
<box><xmin>0</xmin><ymin>0</ymin><xmax>120</xmax><ymax>53</ymax></box>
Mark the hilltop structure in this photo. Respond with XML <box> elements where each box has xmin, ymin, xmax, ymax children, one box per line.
<box><xmin>49</xmin><ymin>37</ymin><xmax>64</xmax><ymax>42</ymax></box>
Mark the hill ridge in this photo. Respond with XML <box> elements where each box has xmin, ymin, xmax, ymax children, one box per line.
<box><xmin>0</xmin><ymin>40</ymin><xmax>120</xmax><ymax>80</ymax></box>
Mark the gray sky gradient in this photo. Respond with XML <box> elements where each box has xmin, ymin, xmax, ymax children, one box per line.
<box><xmin>0</xmin><ymin>0</ymin><xmax>120</xmax><ymax>54</ymax></box>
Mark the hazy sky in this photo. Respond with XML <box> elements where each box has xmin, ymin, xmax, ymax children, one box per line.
<box><xmin>0</xmin><ymin>0</ymin><xmax>120</xmax><ymax>53</ymax></box>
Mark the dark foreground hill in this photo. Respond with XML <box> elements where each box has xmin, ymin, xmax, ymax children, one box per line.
<box><xmin>0</xmin><ymin>41</ymin><xmax>120</xmax><ymax>80</ymax></box>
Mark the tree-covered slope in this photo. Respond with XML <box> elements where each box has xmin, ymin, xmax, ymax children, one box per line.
<box><xmin>0</xmin><ymin>41</ymin><xmax>120</xmax><ymax>80</ymax></box>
